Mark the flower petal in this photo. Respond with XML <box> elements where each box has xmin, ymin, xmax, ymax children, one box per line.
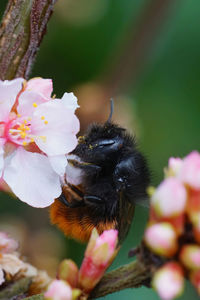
<box><xmin>26</xmin><ymin>78</ymin><xmax>53</xmax><ymax>98</ymax></box>
<box><xmin>60</xmin><ymin>92</ymin><xmax>79</xmax><ymax>112</ymax></box>
<box><xmin>0</xmin><ymin>78</ymin><xmax>24</xmax><ymax>120</ymax></box>
<box><xmin>0</xmin><ymin>138</ymin><xmax>5</xmax><ymax>177</ymax></box>
<box><xmin>48</xmin><ymin>155</ymin><xmax>68</xmax><ymax>176</ymax></box>
<box><xmin>32</xmin><ymin>99</ymin><xmax>80</xmax><ymax>156</ymax></box>
<box><xmin>0</xmin><ymin>268</ymin><xmax>4</xmax><ymax>286</ymax></box>
<box><xmin>3</xmin><ymin>147</ymin><xmax>61</xmax><ymax>207</ymax></box>
<box><xmin>17</xmin><ymin>90</ymin><xmax>49</xmax><ymax>116</ymax></box>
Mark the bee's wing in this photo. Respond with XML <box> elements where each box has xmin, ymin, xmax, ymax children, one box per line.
<box><xmin>117</xmin><ymin>191</ymin><xmax>135</xmax><ymax>245</ymax></box>
<box><xmin>133</xmin><ymin>197</ymin><xmax>150</xmax><ymax>209</ymax></box>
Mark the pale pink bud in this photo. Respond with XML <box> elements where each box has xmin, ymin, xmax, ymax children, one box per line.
<box><xmin>79</xmin><ymin>228</ymin><xmax>118</xmax><ymax>293</ymax></box>
<box><xmin>180</xmin><ymin>245</ymin><xmax>200</xmax><ymax>270</ymax></box>
<box><xmin>144</xmin><ymin>223</ymin><xmax>178</xmax><ymax>257</ymax></box>
<box><xmin>179</xmin><ymin>151</ymin><xmax>200</xmax><ymax>190</ymax></box>
<box><xmin>57</xmin><ymin>259</ymin><xmax>79</xmax><ymax>288</ymax></box>
<box><xmin>168</xmin><ymin>157</ymin><xmax>183</xmax><ymax>177</ymax></box>
<box><xmin>0</xmin><ymin>232</ymin><xmax>18</xmax><ymax>253</ymax></box>
<box><xmin>190</xmin><ymin>270</ymin><xmax>200</xmax><ymax>295</ymax></box>
<box><xmin>152</xmin><ymin>262</ymin><xmax>184</xmax><ymax>300</ymax></box>
<box><xmin>149</xmin><ymin>207</ymin><xmax>185</xmax><ymax>236</ymax></box>
<box><xmin>44</xmin><ymin>280</ymin><xmax>72</xmax><ymax>300</ymax></box>
<box><xmin>151</xmin><ymin>178</ymin><xmax>187</xmax><ymax>218</ymax></box>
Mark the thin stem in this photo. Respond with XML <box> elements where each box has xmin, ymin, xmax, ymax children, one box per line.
<box><xmin>0</xmin><ymin>0</ymin><xmax>56</xmax><ymax>80</ymax></box>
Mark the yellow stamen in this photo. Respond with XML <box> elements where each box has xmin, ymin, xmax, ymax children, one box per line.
<box><xmin>33</xmin><ymin>102</ymin><xmax>37</xmax><ymax>107</ymax></box>
<box><xmin>20</xmin><ymin>132</ymin><xmax>27</xmax><ymax>139</ymax></box>
<box><xmin>17</xmin><ymin>114</ymin><xmax>21</xmax><ymax>118</ymax></box>
<box><xmin>41</xmin><ymin>116</ymin><xmax>45</xmax><ymax>120</ymax></box>
<box><xmin>22</xmin><ymin>141</ymin><xmax>27</xmax><ymax>146</ymax></box>
<box><xmin>28</xmin><ymin>117</ymin><xmax>32</xmax><ymax>121</ymax></box>
<box><xmin>30</xmin><ymin>138</ymin><xmax>35</xmax><ymax>143</ymax></box>
<box><xmin>44</xmin><ymin>120</ymin><xmax>48</xmax><ymax>125</ymax></box>
<box><xmin>25</xmin><ymin>126</ymin><xmax>30</xmax><ymax>131</ymax></box>
<box><xmin>23</xmin><ymin>119</ymin><xmax>27</xmax><ymax>124</ymax></box>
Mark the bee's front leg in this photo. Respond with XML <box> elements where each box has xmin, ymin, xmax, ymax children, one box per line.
<box><xmin>83</xmin><ymin>195</ymin><xmax>104</xmax><ymax>205</ymax></box>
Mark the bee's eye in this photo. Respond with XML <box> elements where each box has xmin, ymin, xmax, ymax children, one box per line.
<box><xmin>96</xmin><ymin>140</ymin><xmax>115</xmax><ymax>148</ymax></box>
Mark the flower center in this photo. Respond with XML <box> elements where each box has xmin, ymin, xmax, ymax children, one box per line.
<box><xmin>7</xmin><ymin>111</ymin><xmax>47</xmax><ymax>147</ymax></box>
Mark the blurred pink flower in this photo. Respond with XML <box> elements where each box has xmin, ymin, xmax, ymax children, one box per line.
<box><xmin>79</xmin><ymin>228</ymin><xmax>118</xmax><ymax>293</ymax></box>
<box><xmin>44</xmin><ymin>279</ymin><xmax>72</xmax><ymax>300</ymax></box>
<box><xmin>0</xmin><ymin>232</ymin><xmax>18</xmax><ymax>253</ymax></box>
<box><xmin>0</xmin><ymin>78</ymin><xmax>79</xmax><ymax>207</ymax></box>
<box><xmin>180</xmin><ymin>245</ymin><xmax>200</xmax><ymax>271</ymax></box>
<box><xmin>152</xmin><ymin>262</ymin><xmax>184</xmax><ymax>300</ymax></box>
<box><xmin>151</xmin><ymin>178</ymin><xmax>187</xmax><ymax>218</ymax></box>
<box><xmin>168</xmin><ymin>157</ymin><xmax>183</xmax><ymax>177</ymax></box>
<box><xmin>178</xmin><ymin>151</ymin><xmax>200</xmax><ymax>190</ymax></box>
<box><xmin>144</xmin><ymin>223</ymin><xmax>177</xmax><ymax>257</ymax></box>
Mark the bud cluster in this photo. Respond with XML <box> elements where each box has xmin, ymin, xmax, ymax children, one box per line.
<box><xmin>44</xmin><ymin>228</ymin><xmax>118</xmax><ymax>300</ymax></box>
<box><xmin>144</xmin><ymin>151</ymin><xmax>200</xmax><ymax>299</ymax></box>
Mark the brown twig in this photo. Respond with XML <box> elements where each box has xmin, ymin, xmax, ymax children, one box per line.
<box><xmin>0</xmin><ymin>0</ymin><xmax>56</xmax><ymax>80</ymax></box>
<box><xmin>89</xmin><ymin>259</ymin><xmax>149</xmax><ymax>299</ymax></box>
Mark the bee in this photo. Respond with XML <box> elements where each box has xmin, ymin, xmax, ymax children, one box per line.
<box><xmin>50</xmin><ymin>101</ymin><xmax>150</xmax><ymax>244</ymax></box>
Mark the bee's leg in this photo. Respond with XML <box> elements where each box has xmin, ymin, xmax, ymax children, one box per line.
<box><xmin>58</xmin><ymin>193</ymin><xmax>85</xmax><ymax>208</ymax></box>
<box><xmin>68</xmin><ymin>159</ymin><xmax>101</xmax><ymax>172</ymax></box>
<box><xmin>83</xmin><ymin>195</ymin><xmax>104</xmax><ymax>204</ymax></box>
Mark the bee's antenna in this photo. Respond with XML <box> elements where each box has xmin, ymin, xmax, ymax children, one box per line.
<box><xmin>107</xmin><ymin>98</ymin><xmax>114</xmax><ymax>123</ymax></box>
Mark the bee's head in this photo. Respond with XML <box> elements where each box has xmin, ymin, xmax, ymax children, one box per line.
<box><xmin>72</xmin><ymin>122</ymin><xmax>134</xmax><ymax>165</ymax></box>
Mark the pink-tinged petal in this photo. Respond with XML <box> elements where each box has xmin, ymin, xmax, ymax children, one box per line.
<box><xmin>151</xmin><ymin>178</ymin><xmax>187</xmax><ymax>218</ymax></box>
<box><xmin>26</xmin><ymin>78</ymin><xmax>53</xmax><ymax>98</ymax></box>
<box><xmin>32</xmin><ymin>100</ymin><xmax>80</xmax><ymax>156</ymax></box>
<box><xmin>0</xmin><ymin>268</ymin><xmax>4</xmax><ymax>286</ymax></box>
<box><xmin>48</xmin><ymin>155</ymin><xmax>68</xmax><ymax>176</ymax></box>
<box><xmin>180</xmin><ymin>245</ymin><xmax>200</xmax><ymax>270</ymax></box>
<box><xmin>17</xmin><ymin>90</ymin><xmax>49</xmax><ymax>116</ymax></box>
<box><xmin>179</xmin><ymin>151</ymin><xmax>200</xmax><ymax>189</ymax></box>
<box><xmin>3</xmin><ymin>147</ymin><xmax>61</xmax><ymax>208</ymax></box>
<box><xmin>95</xmin><ymin>229</ymin><xmax>118</xmax><ymax>253</ymax></box>
<box><xmin>167</xmin><ymin>157</ymin><xmax>183</xmax><ymax>177</ymax></box>
<box><xmin>66</xmin><ymin>155</ymin><xmax>84</xmax><ymax>185</ymax></box>
<box><xmin>60</xmin><ymin>92</ymin><xmax>79</xmax><ymax>112</ymax></box>
<box><xmin>144</xmin><ymin>222</ymin><xmax>178</xmax><ymax>257</ymax></box>
<box><xmin>0</xmin><ymin>253</ymin><xmax>26</xmax><ymax>276</ymax></box>
<box><xmin>57</xmin><ymin>259</ymin><xmax>79</xmax><ymax>288</ymax></box>
<box><xmin>152</xmin><ymin>262</ymin><xmax>184</xmax><ymax>300</ymax></box>
<box><xmin>79</xmin><ymin>228</ymin><xmax>118</xmax><ymax>293</ymax></box>
<box><xmin>0</xmin><ymin>138</ymin><xmax>5</xmax><ymax>177</ymax></box>
<box><xmin>44</xmin><ymin>279</ymin><xmax>72</xmax><ymax>300</ymax></box>
<box><xmin>0</xmin><ymin>232</ymin><xmax>18</xmax><ymax>253</ymax></box>
<box><xmin>0</xmin><ymin>78</ymin><xmax>24</xmax><ymax>121</ymax></box>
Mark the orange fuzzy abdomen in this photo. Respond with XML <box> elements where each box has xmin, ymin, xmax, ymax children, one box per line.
<box><xmin>50</xmin><ymin>199</ymin><xmax>117</xmax><ymax>243</ymax></box>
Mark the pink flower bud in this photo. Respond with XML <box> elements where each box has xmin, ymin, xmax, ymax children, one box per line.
<box><xmin>0</xmin><ymin>232</ymin><xmax>18</xmax><ymax>254</ymax></box>
<box><xmin>144</xmin><ymin>223</ymin><xmax>178</xmax><ymax>257</ymax></box>
<box><xmin>152</xmin><ymin>262</ymin><xmax>184</xmax><ymax>300</ymax></box>
<box><xmin>178</xmin><ymin>151</ymin><xmax>200</xmax><ymax>190</ymax></box>
<box><xmin>57</xmin><ymin>259</ymin><xmax>78</xmax><ymax>288</ymax></box>
<box><xmin>168</xmin><ymin>157</ymin><xmax>183</xmax><ymax>177</ymax></box>
<box><xmin>180</xmin><ymin>245</ymin><xmax>200</xmax><ymax>270</ymax></box>
<box><xmin>44</xmin><ymin>279</ymin><xmax>72</xmax><ymax>300</ymax></box>
<box><xmin>151</xmin><ymin>178</ymin><xmax>187</xmax><ymax>218</ymax></box>
<box><xmin>149</xmin><ymin>207</ymin><xmax>185</xmax><ymax>236</ymax></box>
<box><xmin>190</xmin><ymin>270</ymin><xmax>200</xmax><ymax>295</ymax></box>
<box><xmin>78</xmin><ymin>228</ymin><xmax>118</xmax><ymax>293</ymax></box>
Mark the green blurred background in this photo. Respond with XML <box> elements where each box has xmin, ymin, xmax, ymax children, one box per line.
<box><xmin>0</xmin><ymin>0</ymin><xmax>200</xmax><ymax>299</ymax></box>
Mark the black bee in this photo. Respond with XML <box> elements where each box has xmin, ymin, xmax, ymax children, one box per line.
<box><xmin>50</xmin><ymin>101</ymin><xmax>150</xmax><ymax>243</ymax></box>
